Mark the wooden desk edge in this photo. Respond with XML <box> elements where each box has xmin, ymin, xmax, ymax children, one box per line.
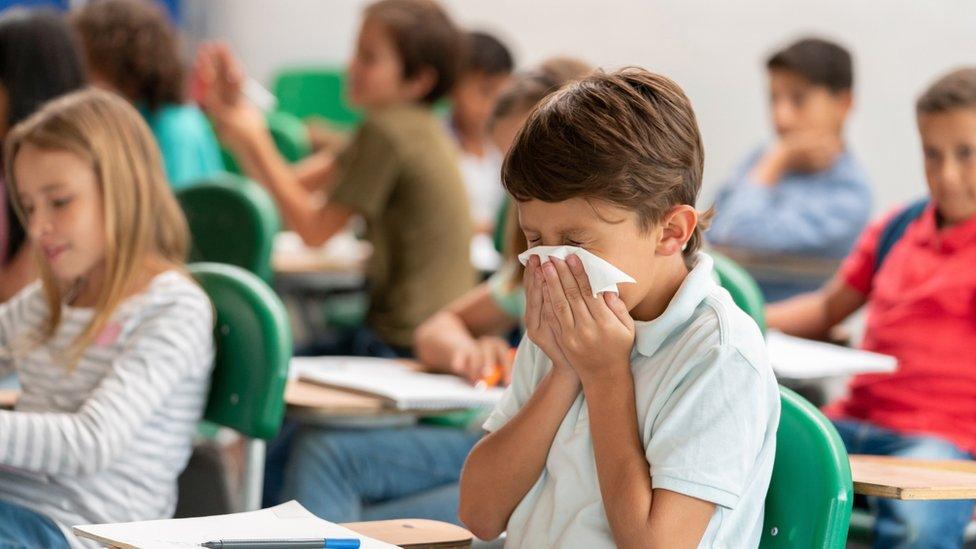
<box><xmin>343</xmin><ymin>518</ymin><xmax>474</xmax><ymax>549</ymax></box>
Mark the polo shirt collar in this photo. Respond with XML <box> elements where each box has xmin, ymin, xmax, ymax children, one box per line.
<box><xmin>633</xmin><ymin>252</ymin><xmax>716</xmax><ymax>358</ymax></box>
<box><xmin>912</xmin><ymin>204</ymin><xmax>976</xmax><ymax>253</ymax></box>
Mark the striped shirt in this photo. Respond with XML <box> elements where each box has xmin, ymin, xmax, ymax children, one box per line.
<box><xmin>0</xmin><ymin>271</ymin><xmax>214</xmax><ymax>547</ymax></box>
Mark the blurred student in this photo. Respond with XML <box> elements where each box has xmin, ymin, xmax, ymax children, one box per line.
<box><xmin>709</xmin><ymin>37</ymin><xmax>872</xmax><ymax>302</ymax></box>
<box><xmin>0</xmin><ymin>89</ymin><xmax>213</xmax><ymax>547</ymax></box>
<box><xmin>73</xmin><ymin>0</ymin><xmax>223</xmax><ymax>189</ymax></box>
<box><xmin>450</xmin><ymin>30</ymin><xmax>513</xmax><ymax>234</ymax></box>
<box><xmin>767</xmin><ymin>67</ymin><xmax>976</xmax><ymax>548</ymax></box>
<box><xmin>197</xmin><ymin>0</ymin><xmax>475</xmax><ymax>357</ymax></box>
<box><xmin>0</xmin><ymin>8</ymin><xmax>86</xmax><ymax>301</ymax></box>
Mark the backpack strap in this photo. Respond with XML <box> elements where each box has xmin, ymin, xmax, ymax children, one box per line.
<box><xmin>875</xmin><ymin>198</ymin><xmax>930</xmax><ymax>272</ymax></box>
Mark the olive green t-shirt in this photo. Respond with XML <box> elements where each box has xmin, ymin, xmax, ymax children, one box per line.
<box><xmin>331</xmin><ymin>104</ymin><xmax>476</xmax><ymax>348</ymax></box>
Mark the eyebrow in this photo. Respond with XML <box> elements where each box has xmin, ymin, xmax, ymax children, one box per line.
<box><xmin>17</xmin><ymin>182</ymin><xmax>69</xmax><ymax>202</ymax></box>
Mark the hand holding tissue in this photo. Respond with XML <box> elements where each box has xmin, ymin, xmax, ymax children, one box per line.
<box><xmin>518</xmin><ymin>246</ymin><xmax>635</xmax><ymax>296</ymax></box>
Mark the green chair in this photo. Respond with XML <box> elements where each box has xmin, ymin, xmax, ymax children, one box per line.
<box><xmin>221</xmin><ymin>110</ymin><xmax>313</xmax><ymax>174</ymax></box>
<box><xmin>761</xmin><ymin>386</ymin><xmax>853</xmax><ymax>548</ymax></box>
<box><xmin>191</xmin><ymin>262</ymin><xmax>292</xmax><ymax>511</ymax></box>
<box><xmin>711</xmin><ymin>251</ymin><xmax>767</xmax><ymax>333</ymax></box>
<box><xmin>273</xmin><ymin>67</ymin><xmax>362</xmax><ymax>128</ymax></box>
<box><xmin>177</xmin><ymin>173</ymin><xmax>281</xmax><ymax>284</ymax></box>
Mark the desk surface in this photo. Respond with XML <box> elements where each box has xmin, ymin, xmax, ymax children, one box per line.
<box><xmin>850</xmin><ymin>455</ymin><xmax>976</xmax><ymax>500</ymax></box>
<box><xmin>344</xmin><ymin>518</ymin><xmax>473</xmax><ymax>549</ymax></box>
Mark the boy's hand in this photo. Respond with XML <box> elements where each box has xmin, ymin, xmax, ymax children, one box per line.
<box><xmin>449</xmin><ymin>336</ymin><xmax>515</xmax><ymax>385</ymax></box>
<box><xmin>539</xmin><ymin>255</ymin><xmax>636</xmax><ymax>384</ymax></box>
<box><xmin>524</xmin><ymin>255</ymin><xmax>576</xmax><ymax>378</ymax></box>
<box><xmin>782</xmin><ymin>131</ymin><xmax>843</xmax><ymax>172</ymax></box>
<box><xmin>194</xmin><ymin>42</ymin><xmax>268</xmax><ymax>153</ymax></box>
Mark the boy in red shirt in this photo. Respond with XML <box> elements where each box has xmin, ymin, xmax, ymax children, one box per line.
<box><xmin>768</xmin><ymin>67</ymin><xmax>976</xmax><ymax>548</ymax></box>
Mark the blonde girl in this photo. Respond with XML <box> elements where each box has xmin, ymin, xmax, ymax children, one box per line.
<box><xmin>0</xmin><ymin>88</ymin><xmax>213</xmax><ymax>548</ymax></box>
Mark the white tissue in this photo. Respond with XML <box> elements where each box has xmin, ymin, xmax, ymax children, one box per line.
<box><xmin>518</xmin><ymin>245</ymin><xmax>636</xmax><ymax>296</ymax></box>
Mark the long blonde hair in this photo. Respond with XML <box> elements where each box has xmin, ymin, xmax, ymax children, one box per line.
<box><xmin>3</xmin><ymin>88</ymin><xmax>189</xmax><ymax>366</ymax></box>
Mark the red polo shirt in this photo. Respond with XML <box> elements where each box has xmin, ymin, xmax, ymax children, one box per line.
<box><xmin>823</xmin><ymin>204</ymin><xmax>976</xmax><ymax>454</ymax></box>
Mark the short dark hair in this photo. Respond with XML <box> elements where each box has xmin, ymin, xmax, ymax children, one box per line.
<box><xmin>365</xmin><ymin>0</ymin><xmax>463</xmax><ymax>105</ymax></box>
<box><xmin>767</xmin><ymin>37</ymin><xmax>853</xmax><ymax>93</ymax></box>
<box><xmin>492</xmin><ymin>57</ymin><xmax>592</xmax><ymax>123</ymax></box>
<box><xmin>916</xmin><ymin>67</ymin><xmax>976</xmax><ymax>115</ymax></box>
<box><xmin>0</xmin><ymin>7</ymin><xmax>86</xmax><ymax>264</ymax></box>
<box><xmin>463</xmin><ymin>31</ymin><xmax>513</xmax><ymax>76</ymax></box>
<box><xmin>72</xmin><ymin>0</ymin><xmax>185</xmax><ymax>111</ymax></box>
<box><xmin>503</xmin><ymin>68</ymin><xmax>711</xmax><ymax>258</ymax></box>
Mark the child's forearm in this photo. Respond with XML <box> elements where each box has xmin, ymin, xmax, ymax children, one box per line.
<box><xmin>582</xmin><ymin>371</ymin><xmax>657</xmax><ymax>547</ymax></box>
<box><xmin>459</xmin><ymin>368</ymin><xmax>580</xmax><ymax>540</ymax></box>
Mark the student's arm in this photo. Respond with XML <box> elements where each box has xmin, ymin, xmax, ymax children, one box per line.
<box><xmin>196</xmin><ymin>43</ymin><xmax>352</xmax><ymax>247</ymax></box>
<box><xmin>234</xmin><ymin>131</ymin><xmax>353</xmax><ymax>246</ymax></box>
<box><xmin>293</xmin><ymin>151</ymin><xmax>338</xmax><ymax>193</ymax></box>
<box><xmin>0</xmin><ymin>282</ymin><xmax>38</xmax><ymax>376</ymax></box>
<box><xmin>459</xmin><ymin>256</ymin><xmax>580</xmax><ymax>540</ymax></box>
<box><xmin>766</xmin><ymin>276</ymin><xmax>866</xmax><ymax>339</ymax></box>
<box><xmin>414</xmin><ymin>282</ymin><xmax>519</xmax><ymax>383</ymax></box>
<box><xmin>708</xmin><ymin>153</ymin><xmax>871</xmax><ymax>256</ymax></box>
<box><xmin>0</xmin><ymin>294</ymin><xmax>213</xmax><ymax>476</ymax></box>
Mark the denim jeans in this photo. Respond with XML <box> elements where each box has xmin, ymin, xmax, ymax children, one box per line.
<box><xmin>0</xmin><ymin>499</ymin><xmax>69</xmax><ymax>549</ymax></box>
<box><xmin>276</xmin><ymin>425</ymin><xmax>482</xmax><ymax>524</ymax></box>
<box><xmin>834</xmin><ymin>419</ymin><xmax>976</xmax><ymax>549</ymax></box>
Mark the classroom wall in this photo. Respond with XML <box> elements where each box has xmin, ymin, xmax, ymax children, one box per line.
<box><xmin>187</xmin><ymin>0</ymin><xmax>976</xmax><ymax>213</ymax></box>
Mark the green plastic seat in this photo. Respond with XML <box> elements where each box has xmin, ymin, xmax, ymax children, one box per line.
<box><xmin>761</xmin><ymin>386</ymin><xmax>853</xmax><ymax>548</ymax></box>
<box><xmin>711</xmin><ymin>251</ymin><xmax>767</xmax><ymax>333</ymax></box>
<box><xmin>177</xmin><ymin>173</ymin><xmax>280</xmax><ymax>284</ymax></box>
<box><xmin>221</xmin><ymin>110</ymin><xmax>312</xmax><ymax>174</ymax></box>
<box><xmin>273</xmin><ymin>67</ymin><xmax>362</xmax><ymax>128</ymax></box>
<box><xmin>190</xmin><ymin>262</ymin><xmax>292</xmax><ymax>510</ymax></box>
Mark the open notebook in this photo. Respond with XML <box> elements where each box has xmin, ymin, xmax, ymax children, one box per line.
<box><xmin>766</xmin><ymin>330</ymin><xmax>897</xmax><ymax>380</ymax></box>
<box><xmin>294</xmin><ymin>356</ymin><xmax>505</xmax><ymax>411</ymax></box>
<box><xmin>74</xmin><ymin>501</ymin><xmax>396</xmax><ymax>549</ymax></box>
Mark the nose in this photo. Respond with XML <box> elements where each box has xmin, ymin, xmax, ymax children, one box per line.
<box><xmin>27</xmin><ymin>207</ymin><xmax>52</xmax><ymax>240</ymax></box>
<box><xmin>939</xmin><ymin>159</ymin><xmax>962</xmax><ymax>189</ymax></box>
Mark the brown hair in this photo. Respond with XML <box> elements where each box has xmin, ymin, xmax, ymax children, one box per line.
<box><xmin>364</xmin><ymin>0</ymin><xmax>463</xmax><ymax>105</ymax></box>
<box><xmin>767</xmin><ymin>37</ymin><xmax>853</xmax><ymax>93</ymax></box>
<box><xmin>916</xmin><ymin>67</ymin><xmax>976</xmax><ymax>114</ymax></box>
<box><xmin>502</xmin><ymin>67</ymin><xmax>712</xmax><ymax>259</ymax></box>
<box><xmin>72</xmin><ymin>0</ymin><xmax>184</xmax><ymax>111</ymax></box>
<box><xmin>4</xmin><ymin>88</ymin><xmax>189</xmax><ymax>367</ymax></box>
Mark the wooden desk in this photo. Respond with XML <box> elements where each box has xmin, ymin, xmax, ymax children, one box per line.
<box><xmin>345</xmin><ymin>518</ymin><xmax>473</xmax><ymax>549</ymax></box>
<box><xmin>850</xmin><ymin>455</ymin><xmax>976</xmax><ymax>500</ymax></box>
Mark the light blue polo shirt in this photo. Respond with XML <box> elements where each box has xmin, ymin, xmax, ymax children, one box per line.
<box><xmin>483</xmin><ymin>253</ymin><xmax>780</xmax><ymax>548</ymax></box>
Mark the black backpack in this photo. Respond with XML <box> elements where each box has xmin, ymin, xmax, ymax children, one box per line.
<box><xmin>874</xmin><ymin>198</ymin><xmax>930</xmax><ymax>272</ymax></box>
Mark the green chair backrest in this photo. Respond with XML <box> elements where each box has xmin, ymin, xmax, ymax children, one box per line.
<box><xmin>272</xmin><ymin>67</ymin><xmax>362</xmax><ymax>128</ymax></box>
<box><xmin>191</xmin><ymin>263</ymin><xmax>292</xmax><ymax>440</ymax></box>
<box><xmin>711</xmin><ymin>251</ymin><xmax>767</xmax><ymax>333</ymax></box>
<box><xmin>177</xmin><ymin>173</ymin><xmax>281</xmax><ymax>283</ymax></box>
<box><xmin>221</xmin><ymin>110</ymin><xmax>312</xmax><ymax>174</ymax></box>
<box><xmin>761</xmin><ymin>386</ymin><xmax>853</xmax><ymax>548</ymax></box>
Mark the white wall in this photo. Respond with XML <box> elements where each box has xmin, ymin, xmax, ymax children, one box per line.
<box><xmin>188</xmin><ymin>0</ymin><xmax>976</xmax><ymax>212</ymax></box>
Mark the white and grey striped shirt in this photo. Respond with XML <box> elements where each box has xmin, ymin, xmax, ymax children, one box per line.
<box><xmin>0</xmin><ymin>270</ymin><xmax>214</xmax><ymax>547</ymax></box>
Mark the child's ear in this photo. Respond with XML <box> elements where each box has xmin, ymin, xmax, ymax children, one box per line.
<box><xmin>834</xmin><ymin>89</ymin><xmax>853</xmax><ymax>115</ymax></box>
<box><xmin>405</xmin><ymin>66</ymin><xmax>437</xmax><ymax>103</ymax></box>
<box><xmin>656</xmin><ymin>205</ymin><xmax>697</xmax><ymax>256</ymax></box>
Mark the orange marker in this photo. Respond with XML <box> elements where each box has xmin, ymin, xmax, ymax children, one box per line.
<box><xmin>476</xmin><ymin>348</ymin><xmax>517</xmax><ymax>389</ymax></box>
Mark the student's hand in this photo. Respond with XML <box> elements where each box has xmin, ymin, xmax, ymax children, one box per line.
<box><xmin>450</xmin><ymin>336</ymin><xmax>515</xmax><ymax>385</ymax></box>
<box><xmin>523</xmin><ymin>255</ymin><xmax>576</xmax><ymax>378</ymax></box>
<box><xmin>194</xmin><ymin>42</ymin><xmax>268</xmax><ymax>154</ymax></box>
<box><xmin>538</xmin><ymin>255</ymin><xmax>636</xmax><ymax>385</ymax></box>
<box><xmin>782</xmin><ymin>131</ymin><xmax>843</xmax><ymax>173</ymax></box>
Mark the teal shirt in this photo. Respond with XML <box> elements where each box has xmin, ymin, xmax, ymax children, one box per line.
<box><xmin>141</xmin><ymin>104</ymin><xmax>223</xmax><ymax>190</ymax></box>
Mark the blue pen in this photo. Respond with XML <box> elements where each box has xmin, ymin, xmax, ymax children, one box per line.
<box><xmin>201</xmin><ymin>538</ymin><xmax>360</xmax><ymax>549</ymax></box>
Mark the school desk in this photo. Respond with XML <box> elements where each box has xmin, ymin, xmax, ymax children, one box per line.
<box><xmin>344</xmin><ymin>518</ymin><xmax>473</xmax><ymax>548</ymax></box>
<box><xmin>850</xmin><ymin>455</ymin><xmax>976</xmax><ymax>500</ymax></box>
<box><xmin>709</xmin><ymin>244</ymin><xmax>841</xmax><ymax>286</ymax></box>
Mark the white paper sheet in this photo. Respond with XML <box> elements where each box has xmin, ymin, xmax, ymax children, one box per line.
<box><xmin>767</xmin><ymin>330</ymin><xmax>897</xmax><ymax>380</ymax></box>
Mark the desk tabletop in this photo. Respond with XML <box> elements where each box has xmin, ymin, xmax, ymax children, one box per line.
<box><xmin>850</xmin><ymin>454</ymin><xmax>976</xmax><ymax>500</ymax></box>
<box><xmin>344</xmin><ymin>518</ymin><xmax>473</xmax><ymax>549</ymax></box>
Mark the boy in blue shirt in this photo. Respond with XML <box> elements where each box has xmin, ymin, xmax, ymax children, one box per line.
<box><xmin>709</xmin><ymin>37</ymin><xmax>872</xmax><ymax>301</ymax></box>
